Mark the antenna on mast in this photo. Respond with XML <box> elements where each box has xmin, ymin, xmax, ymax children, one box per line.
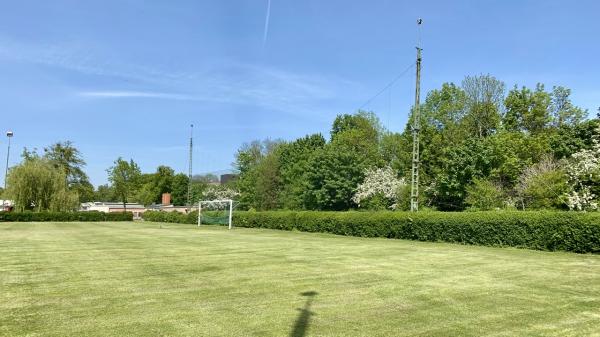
<box><xmin>410</xmin><ymin>18</ymin><xmax>423</xmax><ymax>212</ymax></box>
<box><xmin>187</xmin><ymin>124</ymin><xmax>194</xmax><ymax>211</ymax></box>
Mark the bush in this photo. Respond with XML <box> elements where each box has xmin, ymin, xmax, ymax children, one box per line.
<box><xmin>142</xmin><ymin>210</ymin><xmax>600</xmax><ymax>253</ymax></box>
<box><xmin>0</xmin><ymin>211</ymin><xmax>133</xmax><ymax>222</ymax></box>
<box><xmin>465</xmin><ymin>178</ymin><xmax>504</xmax><ymax>210</ymax></box>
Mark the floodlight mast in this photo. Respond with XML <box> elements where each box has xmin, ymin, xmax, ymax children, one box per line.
<box><xmin>187</xmin><ymin>124</ymin><xmax>193</xmax><ymax>211</ymax></box>
<box><xmin>410</xmin><ymin>19</ymin><xmax>423</xmax><ymax>212</ymax></box>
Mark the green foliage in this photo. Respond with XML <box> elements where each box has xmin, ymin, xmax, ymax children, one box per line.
<box><xmin>461</xmin><ymin>74</ymin><xmax>505</xmax><ymax>138</ymax></box>
<box><xmin>504</xmin><ymin>84</ymin><xmax>552</xmax><ymax>133</ymax></box>
<box><xmin>171</xmin><ymin>173</ymin><xmax>190</xmax><ymax>206</ymax></box>
<box><xmin>107</xmin><ymin>158</ymin><xmax>141</xmax><ymax>209</ymax></box>
<box><xmin>432</xmin><ymin>139</ymin><xmax>498</xmax><ymax>210</ymax></box>
<box><xmin>94</xmin><ymin>184</ymin><xmax>117</xmax><ymax>202</ymax></box>
<box><xmin>234</xmin><ymin>139</ymin><xmax>283</xmax><ymax>210</ymax></box>
<box><xmin>143</xmin><ymin>210</ymin><xmax>600</xmax><ymax>253</ymax></box>
<box><xmin>135</xmin><ymin>166</ymin><xmax>176</xmax><ymax>206</ymax></box>
<box><xmin>465</xmin><ymin>178</ymin><xmax>504</xmax><ymax>210</ymax></box>
<box><xmin>551</xmin><ymin>86</ymin><xmax>587</xmax><ymax>127</ymax></box>
<box><xmin>142</xmin><ymin>210</ymin><xmax>198</xmax><ymax>224</ymax></box>
<box><xmin>520</xmin><ymin>170</ymin><xmax>569</xmax><ymax>210</ymax></box>
<box><xmin>0</xmin><ymin>211</ymin><xmax>133</xmax><ymax>222</ymax></box>
<box><xmin>278</xmin><ymin>134</ymin><xmax>326</xmax><ymax>209</ymax></box>
<box><xmin>304</xmin><ymin>129</ymin><xmax>380</xmax><ymax>210</ymax></box>
<box><xmin>4</xmin><ymin>157</ymin><xmax>79</xmax><ymax>212</ymax></box>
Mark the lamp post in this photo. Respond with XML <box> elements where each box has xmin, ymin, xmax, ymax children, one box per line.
<box><xmin>4</xmin><ymin>130</ymin><xmax>13</xmax><ymax>190</ymax></box>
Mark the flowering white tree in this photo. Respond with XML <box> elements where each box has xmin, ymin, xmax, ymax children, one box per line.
<box><xmin>352</xmin><ymin>166</ymin><xmax>407</xmax><ymax>210</ymax></box>
<box><xmin>565</xmin><ymin>126</ymin><xmax>600</xmax><ymax>211</ymax></box>
<box><xmin>201</xmin><ymin>185</ymin><xmax>240</xmax><ymax>201</ymax></box>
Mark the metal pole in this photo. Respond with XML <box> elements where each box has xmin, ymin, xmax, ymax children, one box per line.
<box><xmin>410</xmin><ymin>20</ymin><xmax>422</xmax><ymax>212</ymax></box>
<box><xmin>187</xmin><ymin>124</ymin><xmax>193</xmax><ymax>212</ymax></box>
<box><xmin>4</xmin><ymin>131</ymin><xmax>13</xmax><ymax>190</ymax></box>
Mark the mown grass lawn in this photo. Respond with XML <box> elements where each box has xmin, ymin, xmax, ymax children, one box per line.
<box><xmin>1</xmin><ymin>222</ymin><xmax>599</xmax><ymax>337</ymax></box>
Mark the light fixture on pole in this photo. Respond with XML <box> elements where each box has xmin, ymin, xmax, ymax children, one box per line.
<box><xmin>4</xmin><ymin>130</ymin><xmax>13</xmax><ymax>190</ymax></box>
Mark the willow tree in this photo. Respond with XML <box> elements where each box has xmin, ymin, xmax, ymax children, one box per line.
<box><xmin>4</xmin><ymin>157</ymin><xmax>79</xmax><ymax>212</ymax></box>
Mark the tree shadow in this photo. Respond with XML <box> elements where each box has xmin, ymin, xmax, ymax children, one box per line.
<box><xmin>290</xmin><ymin>291</ymin><xmax>318</xmax><ymax>337</ymax></box>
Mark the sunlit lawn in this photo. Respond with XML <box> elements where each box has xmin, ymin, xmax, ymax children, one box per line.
<box><xmin>1</xmin><ymin>221</ymin><xmax>599</xmax><ymax>337</ymax></box>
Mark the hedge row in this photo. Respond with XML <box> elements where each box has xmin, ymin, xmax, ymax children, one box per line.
<box><xmin>142</xmin><ymin>210</ymin><xmax>600</xmax><ymax>253</ymax></box>
<box><xmin>143</xmin><ymin>210</ymin><xmax>199</xmax><ymax>224</ymax></box>
<box><xmin>0</xmin><ymin>211</ymin><xmax>133</xmax><ymax>222</ymax></box>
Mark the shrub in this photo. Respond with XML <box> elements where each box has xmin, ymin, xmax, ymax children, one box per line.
<box><xmin>465</xmin><ymin>178</ymin><xmax>504</xmax><ymax>210</ymax></box>
<box><xmin>0</xmin><ymin>211</ymin><xmax>133</xmax><ymax>222</ymax></box>
<box><xmin>142</xmin><ymin>210</ymin><xmax>600</xmax><ymax>253</ymax></box>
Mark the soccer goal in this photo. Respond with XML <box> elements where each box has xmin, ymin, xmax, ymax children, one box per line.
<box><xmin>197</xmin><ymin>199</ymin><xmax>233</xmax><ymax>229</ymax></box>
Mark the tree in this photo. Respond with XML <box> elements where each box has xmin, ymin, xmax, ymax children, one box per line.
<box><xmin>352</xmin><ymin>166</ymin><xmax>407</xmax><ymax>210</ymax></box>
<box><xmin>43</xmin><ymin>141</ymin><xmax>87</xmax><ymax>185</ymax></box>
<box><xmin>278</xmin><ymin>134</ymin><xmax>326</xmax><ymax>209</ymax></box>
<box><xmin>4</xmin><ymin>157</ymin><xmax>78</xmax><ymax>212</ymax></box>
<box><xmin>331</xmin><ymin>110</ymin><xmax>381</xmax><ymax>142</ymax></box>
<box><xmin>107</xmin><ymin>158</ymin><xmax>141</xmax><ymax>210</ymax></box>
<box><xmin>504</xmin><ymin>84</ymin><xmax>551</xmax><ymax>134</ymax></box>
<box><xmin>551</xmin><ymin>86</ymin><xmax>586</xmax><ymax>127</ymax></box>
<box><xmin>43</xmin><ymin>141</ymin><xmax>95</xmax><ymax>203</ymax></box>
<box><xmin>304</xmin><ymin>128</ymin><xmax>381</xmax><ymax>210</ymax></box>
<box><xmin>465</xmin><ymin>178</ymin><xmax>504</xmax><ymax>210</ymax></box>
<box><xmin>253</xmin><ymin>149</ymin><xmax>282</xmax><ymax>210</ymax></box>
<box><xmin>432</xmin><ymin>139</ymin><xmax>499</xmax><ymax>210</ymax></box>
<box><xmin>171</xmin><ymin>173</ymin><xmax>190</xmax><ymax>206</ymax></box>
<box><xmin>564</xmin><ymin>126</ymin><xmax>600</xmax><ymax>211</ymax></box>
<box><xmin>517</xmin><ymin>157</ymin><xmax>569</xmax><ymax>210</ymax></box>
<box><xmin>462</xmin><ymin>74</ymin><xmax>505</xmax><ymax>138</ymax></box>
<box><xmin>234</xmin><ymin>139</ymin><xmax>283</xmax><ymax>210</ymax></box>
<box><xmin>94</xmin><ymin>184</ymin><xmax>116</xmax><ymax>202</ymax></box>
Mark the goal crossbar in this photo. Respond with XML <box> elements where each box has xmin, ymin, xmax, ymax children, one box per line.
<box><xmin>197</xmin><ymin>199</ymin><xmax>233</xmax><ymax>229</ymax></box>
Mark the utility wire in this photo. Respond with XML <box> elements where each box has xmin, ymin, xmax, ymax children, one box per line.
<box><xmin>358</xmin><ymin>62</ymin><xmax>415</xmax><ymax>111</ymax></box>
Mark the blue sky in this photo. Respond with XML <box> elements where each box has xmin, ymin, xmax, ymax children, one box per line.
<box><xmin>0</xmin><ymin>0</ymin><xmax>598</xmax><ymax>186</ymax></box>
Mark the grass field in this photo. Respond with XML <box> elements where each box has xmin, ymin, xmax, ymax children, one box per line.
<box><xmin>1</xmin><ymin>222</ymin><xmax>599</xmax><ymax>337</ymax></box>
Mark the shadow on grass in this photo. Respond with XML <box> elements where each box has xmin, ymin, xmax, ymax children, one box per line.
<box><xmin>290</xmin><ymin>291</ymin><xmax>318</xmax><ymax>337</ymax></box>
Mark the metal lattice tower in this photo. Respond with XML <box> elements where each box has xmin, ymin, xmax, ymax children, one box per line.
<box><xmin>187</xmin><ymin>124</ymin><xmax>193</xmax><ymax>210</ymax></box>
<box><xmin>410</xmin><ymin>20</ymin><xmax>423</xmax><ymax>212</ymax></box>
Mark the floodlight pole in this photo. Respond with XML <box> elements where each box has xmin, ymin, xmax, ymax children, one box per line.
<box><xmin>4</xmin><ymin>131</ymin><xmax>13</xmax><ymax>190</ymax></box>
<box><xmin>410</xmin><ymin>19</ymin><xmax>423</xmax><ymax>212</ymax></box>
<box><xmin>187</xmin><ymin>124</ymin><xmax>193</xmax><ymax>212</ymax></box>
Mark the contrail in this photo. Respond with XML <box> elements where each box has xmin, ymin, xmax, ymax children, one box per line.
<box><xmin>262</xmin><ymin>0</ymin><xmax>271</xmax><ymax>48</ymax></box>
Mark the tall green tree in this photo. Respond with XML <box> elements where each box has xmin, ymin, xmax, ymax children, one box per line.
<box><xmin>504</xmin><ymin>84</ymin><xmax>551</xmax><ymax>134</ymax></box>
<box><xmin>107</xmin><ymin>158</ymin><xmax>141</xmax><ymax>210</ymax></box>
<box><xmin>171</xmin><ymin>173</ymin><xmax>190</xmax><ymax>206</ymax></box>
<box><xmin>462</xmin><ymin>74</ymin><xmax>505</xmax><ymax>138</ymax></box>
<box><xmin>94</xmin><ymin>184</ymin><xmax>116</xmax><ymax>202</ymax></box>
<box><xmin>4</xmin><ymin>157</ymin><xmax>78</xmax><ymax>212</ymax></box>
<box><xmin>304</xmin><ymin>123</ymin><xmax>382</xmax><ymax>210</ymax></box>
<box><xmin>551</xmin><ymin>86</ymin><xmax>586</xmax><ymax>127</ymax></box>
<box><xmin>43</xmin><ymin>141</ymin><xmax>94</xmax><ymax>202</ymax></box>
<box><xmin>278</xmin><ymin>134</ymin><xmax>326</xmax><ymax>209</ymax></box>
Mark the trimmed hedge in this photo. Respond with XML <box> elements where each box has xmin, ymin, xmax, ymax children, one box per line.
<box><xmin>0</xmin><ymin>211</ymin><xmax>133</xmax><ymax>222</ymax></box>
<box><xmin>142</xmin><ymin>210</ymin><xmax>600</xmax><ymax>253</ymax></box>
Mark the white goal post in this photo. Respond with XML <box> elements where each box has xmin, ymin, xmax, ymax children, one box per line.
<box><xmin>197</xmin><ymin>199</ymin><xmax>233</xmax><ymax>230</ymax></box>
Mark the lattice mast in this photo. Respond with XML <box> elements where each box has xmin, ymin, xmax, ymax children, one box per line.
<box><xmin>410</xmin><ymin>19</ymin><xmax>423</xmax><ymax>212</ymax></box>
<box><xmin>187</xmin><ymin>124</ymin><xmax>193</xmax><ymax>210</ymax></box>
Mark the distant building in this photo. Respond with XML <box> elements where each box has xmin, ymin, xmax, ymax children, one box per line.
<box><xmin>220</xmin><ymin>174</ymin><xmax>238</xmax><ymax>185</ymax></box>
<box><xmin>80</xmin><ymin>202</ymin><xmax>147</xmax><ymax>219</ymax></box>
<box><xmin>0</xmin><ymin>200</ymin><xmax>14</xmax><ymax>212</ymax></box>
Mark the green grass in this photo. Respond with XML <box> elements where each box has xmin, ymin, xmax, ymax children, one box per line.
<box><xmin>1</xmin><ymin>222</ymin><xmax>599</xmax><ymax>337</ymax></box>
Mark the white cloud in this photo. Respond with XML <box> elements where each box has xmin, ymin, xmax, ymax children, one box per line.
<box><xmin>0</xmin><ymin>36</ymin><xmax>362</xmax><ymax>118</ymax></box>
<box><xmin>79</xmin><ymin>91</ymin><xmax>200</xmax><ymax>101</ymax></box>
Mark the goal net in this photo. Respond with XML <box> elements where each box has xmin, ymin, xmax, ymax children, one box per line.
<box><xmin>197</xmin><ymin>199</ymin><xmax>233</xmax><ymax>229</ymax></box>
